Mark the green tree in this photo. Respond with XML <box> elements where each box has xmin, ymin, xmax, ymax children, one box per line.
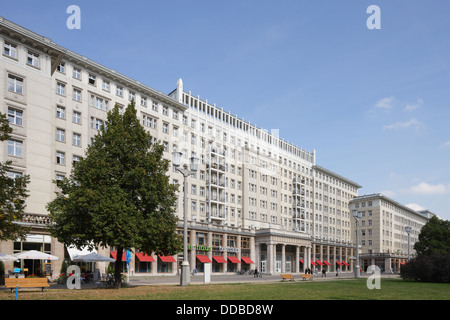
<box><xmin>0</xmin><ymin>113</ymin><xmax>30</xmax><ymax>241</ymax></box>
<box><xmin>47</xmin><ymin>102</ymin><xmax>182</xmax><ymax>288</ymax></box>
<box><xmin>414</xmin><ymin>216</ymin><xmax>450</xmax><ymax>256</ymax></box>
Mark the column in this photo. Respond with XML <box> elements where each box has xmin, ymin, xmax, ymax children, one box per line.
<box><xmin>268</xmin><ymin>243</ymin><xmax>275</xmax><ymax>275</ymax></box>
<box><xmin>237</xmin><ymin>234</ymin><xmax>242</xmax><ymax>272</ymax></box>
<box><xmin>223</xmin><ymin>233</ymin><xmax>228</xmax><ymax>273</ymax></box>
<box><xmin>281</xmin><ymin>244</ymin><xmax>286</xmax><ymax>273</ymax></box>
<box><xmin>295</xmin><ymin>246</ymin><xmax>300</xmax><ymax>274</ymax></box>
<box><xmin>190</xmin><ymin>229</ymin><xmax>196</xmax><ymax>273</ymax></box>
<box><xmin>320</xmin><ymin>244</ymin><xmax>323</xmax><ymax>271</ymax></box>
<box><xmin>250</xmin><ymin>237</ymin><xmax>256</xmax><ymax>270</ymax></box>
<box><xmin>312</xmin><ymin>243</ymin><xmax>316</xmax><ymax>266</ymax></box>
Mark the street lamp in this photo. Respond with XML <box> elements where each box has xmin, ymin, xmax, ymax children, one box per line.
<box><xmin>352</xmin><ymin>210</ymin><xmax>363</xmax><ymax>278</ymax></box>
<box><xmin>172</xmin><ymin>152</ymin><xmax>199</xmax><ymax>286</ymax></box>
<box><xmin>405</xmin><ymin>226</ymin><xmax>412</xmax><ymax>262</ymax></box>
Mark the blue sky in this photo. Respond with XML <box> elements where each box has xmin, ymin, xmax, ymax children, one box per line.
<box><xmin>2</xmin><ymin>0</ymin><xmax>450</xmax><ymax>220</ymax></box>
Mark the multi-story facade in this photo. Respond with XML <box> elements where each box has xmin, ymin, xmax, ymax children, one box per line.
<box><xmin>349</xmin><ymin>194</ymin><xmax>433</xmax><ymax>272</ymax></box>
<box><xmin>0</xmin><ymin>17</ymin><xmax>429</xmax><ymax>279</ymax></box>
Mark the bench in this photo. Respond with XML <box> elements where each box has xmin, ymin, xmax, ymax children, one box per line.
<box><xmin>281</xmin><ymin>274</ymin><xmax>295</xmax><ymax>281</ymax></box>
<box><xmin>301</xmin><ymin>274</ymin><xmax>314</xmax><ymax>280</ymax></box>
<box><xmin>5</xmin><ymin>277</ymin><xmax>50</xmax><ymax>292</ymax></box>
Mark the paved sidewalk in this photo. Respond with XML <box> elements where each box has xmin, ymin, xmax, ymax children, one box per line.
<box><xmin>1</xmin><ymin>272</ymin><xmax>400</xmax><ymax>291</ymax></box>
<box><xmin>126</xmin><ymin>272</ymin><xmax>400</xmax><ymax>287</ymax></box>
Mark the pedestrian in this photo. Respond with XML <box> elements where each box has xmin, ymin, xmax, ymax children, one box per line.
<box><xmin>322</xmin><ymin>268</ymin><xmax>326</xmax><ymax>277</ymax></box>
<box><xmin>336</xmin><ymin>268</ymin><xmax>339</xmax><ymax>277</ymax></box>
<box><xmin>254</xmin><ymin>267</ymin><xmax>258</xmax><ymax>278</ymax></box>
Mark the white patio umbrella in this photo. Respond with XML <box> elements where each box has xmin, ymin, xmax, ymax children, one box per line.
<box><xmin>12</xmin><ymin>250</ymin><xmax>59</xmax><ymax>276</ymax></box>
<box><xmin>72</xmin><ymin>252</ymin><xmax>114</xmax><ymax>263</ymax></box>
<box><xmin>0</xmin><ymin>252</ymin><xmax>18</xmax><ymax>261</ymax></box>
<box><xmin>13</xmin><ymin>250</ymin><xmax>59</xmax><ymax>260</ymax></box>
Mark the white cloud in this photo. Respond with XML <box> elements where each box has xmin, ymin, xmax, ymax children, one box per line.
<box><xmin>405</xmin><ymin>203</ymin><xmax>426</xmax><ymax>211</ymax></box>
<box><xmin>406</xmin><ymin>182</ymin><xmax>450</xmax><ymax>195</ymax></box>
<box><xmin>383</xmin><ymin>118</ymin><xmax>423</xmax><ymax>131</ymax></box>
<box><xmin>404</xmin><ymin>98</ymin><xmax>423</xmax><ymax>111</ymax></box>
<box><xmin>438</xmin><ymin>140</ymin><xmax>450</xmax><ymax>149</ymax></box>
<box><xmin>375</xmin><ymin>97</ymin><xmax>394</xmax><ymax>110</ymax></box>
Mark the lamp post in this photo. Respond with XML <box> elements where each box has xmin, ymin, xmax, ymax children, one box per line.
<box><xmin>172</xmin><ymin>152</ymin><xmax>199</xmax><ymax>286</ymax></box>
<box><xmin>405</xmin><ymin>226</ymin><xmax>412</xmax><ymax>262</ymax></box>
<box><xmin>352</xmin><ymin>210</ymin><xmax>362</xmax><ymax>278</ymax></box>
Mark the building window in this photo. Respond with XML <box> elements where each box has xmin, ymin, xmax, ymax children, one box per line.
<box><xmin>56</xmin><ymin>106</ymin><xmax>65</xmax><ymax>119</ymax></box>
<box><xmin>73</xmin><ymin>67</ymin><xmax>81</xmax><ymax>80</ymax></box>
<box><xmin>56</xmin><ymin>151</ymin><xmax>65</xmax><ymax>165</ymax></box>
<box><xmin>8</xmin><ymin>74</ymin><xmax>23</xmax><ymax>94</ymax></box>
<box><xmin>56</xmin><ymin>128</ymin><xmax>65</xmax><ymax>142</ymax></box>
<box><xmin>73</xmin><ymin>133</ymin><xmax>81</xmax><ymax>146</ymax></box>
<box><xmin>102</xmin><ymin>80</ymin><xmax>110</xmax><ymax>91</ymax></box>
<box><xmin>3</xmin><ymin>42</ymin><xmax>17</xmax><ymax>59</ymax></box>
<box><xmin>142</xmin><ymin>115</ymin><xmax>156</xmax><ymax>129</ymax></box>
<box><xmin>7</xmin><ymin>139</ymin><xmax>23</xmax><ymax>157</ymax></box>
<box><xmin>88</xmin><ymin>74</ymin><xmax>96</xmax><ymax>86</ymax></box>
<box><xmin>141</xmin><ymin>97</ymin><xmax>147</xmax><ymax>107</ymax></box>
<box><xmin>73</xmin><ymin>111</ymin><xmax>81</xmax><ymax>124</ymax></box>
<box><xmin>7</xmin><ymin>171</ymin><xmax>22</xmax><ymax>179</ymax></box>
<box><xmin>90</xmin><ymin>95</ymin><xmax>109</xmax><ymax>112</ymax></box>
<box><xmin>162</xmin><ymin>122</ymin><xmax>169</xmax><ymax>134</ymax></box>
<box><xmin>8</xmin><ymin>108</ymin><xmax>23</xmax><ymax>126</ymax></box>
<box><xmin>57</xmin><ymin>62</ymin><xmax>65</xmax><ymax>73</ymax></box>
<box><xmin>128</xmin><ymin>92</ymin><xmax>135</xmax><ymax>102</ymax></box>
<box><xmin>56</xmin><ymin>82</ymin><xmax>66</xmax><ymax>96</ymax></box>
<box><xmin>73</xmin><ymin>88</ymin><xmax>81</xmax><ymax>101</ymax></box>
<box><xmin>116</xmin><ymin>86</ymin><xmax>123</xmax><ymax>97</ymax></box>
<box><xmin>27</xmin><ymin>52</ymin><xmax>39</xmax><ymax>67</ymax></box>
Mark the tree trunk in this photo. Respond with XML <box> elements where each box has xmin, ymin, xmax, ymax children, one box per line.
<box><xmin>114</xmin><ymin>247</ymin><xmax>123</xmax><ymax>289</ymax></box>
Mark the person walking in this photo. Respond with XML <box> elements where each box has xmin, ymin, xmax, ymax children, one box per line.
<box><xmin>322</xmin><ymin>268</ymin><xmax>326</xmax><ymax>277</ymax></box>
<box><xmin>254</xmin><ymin>267</ymin><xmax>258</xmax><ymax>278</ymax></box>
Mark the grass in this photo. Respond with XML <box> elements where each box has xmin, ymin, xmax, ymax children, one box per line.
<box><xmin>1</xmin><ymin>278</ymin><xmax>449</xmax><ymax>300</ymax></box>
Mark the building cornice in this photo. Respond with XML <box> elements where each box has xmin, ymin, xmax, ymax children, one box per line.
<box><xmin>0</xmin><ymin>16</ymin><xmax>187</xmax><ymax>113</ymax></box>
<box><xmin>313</xmin><ymin>165</ymin><xmax>362</xmax><ymax>188</ymax></box>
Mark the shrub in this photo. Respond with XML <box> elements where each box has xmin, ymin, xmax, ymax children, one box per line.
<box><xmin>401</xmin><ymin>253</ymin><xmax>450</xmax><ymax>283</ymax></box>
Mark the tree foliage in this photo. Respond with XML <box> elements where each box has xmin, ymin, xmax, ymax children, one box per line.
<box><xmin>47</xmin><ymin>102</ymin><xmax>182</xmax><ymax>287</ymax></box>
<box><xmin>401</xmin><ymin>216</ymin><xmax>450</xmax><ymax>283</ymax></box>
<box><xmin>0</xmin><ymin>112</ymin><xmax>30</xmax><ymax>241</ymax></box>
<box><xmin>414</xmin><ymin>216</ymin><xmax>450</xmax><ymax>256</ymax></box>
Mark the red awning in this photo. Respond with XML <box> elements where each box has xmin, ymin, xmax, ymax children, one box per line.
<box><xmin>336</xmin><ymin>261</ymin><xmax>343</xmax><ymax>266</ymax></box>
<box><xmin>158</xmin><ymin>255</ymin><xmax>176</xmax><ymax>263</ymax></box>
<box><xmin>310</xmin><ymin>261</ymin><xmax>317</xmax><ymax>265</ymax></box>
<box><xmin>323</xmin><ymin>260</ymin><xmax>331</xmax><ymax>266</ymax></box>
<box><xmin>227</xmin><ymin>256</ymin><xmax>241</xmax><ymax>264</ymax></box>
<box><xmin>241</xmin><ymin>257</ymin><xmax>254</xmax><ymax>264</ymax></box>
<box><xmin>213</xmin><ymin>256</ymin><xmax>227</xmax><ymax>263</ymax></box>
<box><xmin>135</xmin><ymin>252</ymin><xmax>155</xmax><ymax>262</ymax></box>
<box><xmin>400</xmin><ymin>262</ymin><xmax>406</xmax><ymax>265</ymax></box>
<box><xmin>342</xmin><ymin>261</ymin><xmax>350</xmax><ymax>267</ymax></box>
<box><xmin>299</xmin><ymin>259</ymin><xmax>304</xmax><ymax>264</ymax></box>
<box><xmin>315</xmin><ymin>260</ymin><xmax>324</xmax><ymax>265</ymax></box>
<box><xmin>196</xmin><ymin>255</ymin><xmax>212</xmax><ymax>263</ymax></box>
<box><xmin>110</xmin><ymin>251</ymin><xmax>127</xmax><ymax>262</ymax></box>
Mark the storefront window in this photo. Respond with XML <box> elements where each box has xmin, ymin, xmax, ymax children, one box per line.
<box><xmin>13</xmin><ymin>234</ymin><xmax>52</xmax><ymax>277</ymax></box>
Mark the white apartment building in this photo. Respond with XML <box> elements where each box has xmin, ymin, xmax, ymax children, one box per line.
<box><xmin>349</xmin><ymin>194</ymin><xmax>433</xmax><ymax>273</ymax></box>
<box><xmin>0</xmin><ymin>17</ymin><xmax>364</xmax><ymax>278</ymax></box>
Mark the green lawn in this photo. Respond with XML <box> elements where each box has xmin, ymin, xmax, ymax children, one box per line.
<box><xmin>1</xmin><ymin>279</ymin><xmax>449</xmax><ymax>300</ymax></box>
